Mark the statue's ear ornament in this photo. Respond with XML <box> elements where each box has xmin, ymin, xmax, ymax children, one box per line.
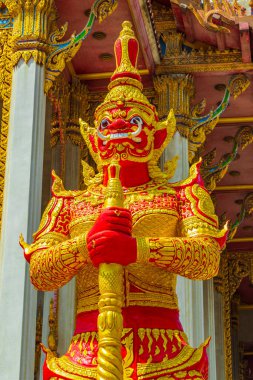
<box><xmin>153</xmin><ymin>109</ymin><xmax>176</xmax><ymax>163</ymax></box>
<box><xmin>81</xmin><ymin>160</ymin><xmax>104</xmax><ymax>187</ymax></box>
<box><xmin>164</xmin><ymin>156</ymin><xmax>179</xmax><ymax>180</ymax></box>
<box><xmin>147</xmin><ymin>109</ymin><xmax>177</xmax><ymax>182</ymax></box>
<box><xmin>79</xmin><ymin>118</ymin><xmax>100</xmax><ymax>165</ymax></box>
<box><xmin>79</xmin><ymin>118</ymin><xmax>95</xmax><ymax>137</ymax></box>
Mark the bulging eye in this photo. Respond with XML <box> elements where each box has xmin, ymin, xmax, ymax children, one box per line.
<box><xmin>100</xmin><ymin>119</ymin><xmax>110</xmax><ymax>130</ymax></box>
<box><xmin>130</xmin><ymin>116</ymin><xmax>143</xmax><ymax>125</ymax></box>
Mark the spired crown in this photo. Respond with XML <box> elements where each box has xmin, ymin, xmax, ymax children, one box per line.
<box><xmin>111</xmin><ymin>21</ymin><xmax>141</xmax><ymax>83</ymax></box>
<box><xmin>94</xmin><ymin>21</ymin><xmax>157</xmax><ymax>123</ymax></box>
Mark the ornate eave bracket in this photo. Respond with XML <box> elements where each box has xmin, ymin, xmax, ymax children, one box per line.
<box><xmin>229</xmin><ymin>193</ymin><xmax>253</xmax><ymax>240</ymax></box>
<box><xmin>216</xmin><ymin>251</ymin><xmax>253</xmax><ymax>299</ymax></box>
<box><xmin>185</xmin><ymin>3</ymin><xmax>235</xmax><ymax>34</ymax></box>
<box><xmin>1</xmin><ymin>0</ymin><xmax>118</xmax><ymax>94</ymax></box>
<box><xmin>45</xmin><ymin>0</ymin><xmax>118</xmax><ymax>94</ymax></box>
<box><xmin>153</xmin><ymin>73</ymin><xmax>250</xmax><ymax>164</ymax></box>
<box><xmin>214</xmin><ymin>249</ymin><xmax>253</xmax><ymax>380</ymax></box>
<box><xmin>188</xmin><ymin>73</ymin><xmax>250</xmax><ymax>163</ymax></box>
<box><xmin>170</xmin><ymin>0</ymin><xmax>241</xmax><ymax>34</ymax></box>
<box><xmin>227</xmin><ymin>253</ymin><xmax>253</xmax><ymax>299</ymax></box>
<box><xmin>201</xmin><ymin>125</ymin><xmax>253</xmax><ymax>192</ymax></box>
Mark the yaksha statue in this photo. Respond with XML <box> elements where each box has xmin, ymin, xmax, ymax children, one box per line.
<box><xmin>21</xmin><ymin>21</ymin><xmax>227</xmax><ymax>380</ymax></box>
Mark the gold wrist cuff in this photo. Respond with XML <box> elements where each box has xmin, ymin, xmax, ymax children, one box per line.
<box><xmin>136</xmin><ymin>237</ymin><xmax>150</xmax><ymax>263</ymax></box>
<box><xmin>78</xmin><ymin>233</ymin><xmax>91</xmax><ymax>263</ymax></box>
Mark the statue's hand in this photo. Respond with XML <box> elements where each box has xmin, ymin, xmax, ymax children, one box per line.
<box><xmin>88</xmin><ymin>207</ymin><xmax>132</xmax><ymax>236</ymax></box>
<box><xmin>87</xmin><ymin>208</ymin><xmax>137</xmax><ymax>267</ymax></box>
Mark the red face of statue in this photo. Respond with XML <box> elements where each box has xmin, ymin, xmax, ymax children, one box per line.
<box><xmin>93</xmin><ymin>107</ymin><xmax>156</xmax><ymax>164</ymax></box>
<box><xmin>80</xmin><ymin>22</ymin><xmax>174</xmax><ymax>174</ymax></box>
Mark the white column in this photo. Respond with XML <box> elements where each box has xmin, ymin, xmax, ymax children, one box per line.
<box><xmin>164</xmin><ymin>133</ymin><xmax>193</xmax><ymax>339</ymax></box>
<box><xmin>178</xmin><ymin>278</ymin><xmax>217</xmax><ymax>379</ymax></box>
<box><xmin>57</xmin><ymin>278</ymin><xmax>76</xmax><ymax>355</ymax></box>
<box><xmin>214</xmin><ymin>290</ymin><xmax>226</xmax><ymax>379</ymax></box>
<box><xmin>38</xmin><ymin>140</ymin><xmax>79</xmax><ymax>368</ymax></box>
<box><xmin>0</xmin><ymin>60</ymin><xmax>46</xmax><ymax>380</ymax></box>
<box><xmin>203</xmin><ymin>280</ymin><xmax>218</xmax><ymax>380</ymax></box>
<box><xmin>164</xmin><ymin>131</ymin><xmax>217</xmax><ymax>379</ymax></box>
<box><xmin>164</xmin><ymin>133</ymin><xmax>196</xmax><ymax>343</ymax></box>
<box><xmin>57</xmin><ymin>140</ymin><xmax>80</xmax><ymax>355</ymax></box>
<box><xmin>162</xmin><ymin>131</ymin><xmax>189</xmax><ymax>183</ymax></box>
<box><xmin>64</xmin><ymin>139</ymin><xmax>80</xmax><ymax>190</ymax></box>
<box><xmin>39</xmin><ymin>291</ymin><xmax>54</xmax><ymax>380</ymax></box>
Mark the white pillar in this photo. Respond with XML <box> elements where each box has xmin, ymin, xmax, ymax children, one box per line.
<box><xmin>39</xmin><ymin>139</ymin><xmax>79</xmax><ymax>364</ymax></box>
<box><xmin>64</xmin><ymin>139</ymin><xmax>80</xmax><ymax>190</ymax></box>
<box><xmin>164</xmin><ymin>131</ymin><xmax>217</xmax><ymax>379</ymax></box>
<box><xmin>214</xmin><ymin>290</ymin><xmax>226</xmax><ymax>379</ymax></box>
<box><xmin>204</xmin><ymin>280</ymin><xmax>218</xmax><ymax>380</ymax></box>
<box><xmin>57</xmin><ymin>140</ymin><xmax>80</xmax><ymax>355</ymax></box>
<box><xmin>162</xmin><ymin>131</ymin><xmax>189</xmax><ymax>183</ymax></box>
<box><xmin>178</xmin><ymin>278</ymin><xmax>218</xmax><ymax>380</ymax></box>
<box><xmin>39</xmin><ymin>291</ymin><xmax>54</xmax><ymax>380</ymax></box>
<box><xmin>0</xmin><ymin>60</ymin><xmax>46</xmax><ymax>380</ymax></box>
<box><xmin>164</xmin><ymin>133</ymin><xmax>195</xmax><ymax>343</ymax></box>
<box><xmin>57</xmin><ymin>278</ymin><xmax>76</xmax><ymax>355</ymax></box>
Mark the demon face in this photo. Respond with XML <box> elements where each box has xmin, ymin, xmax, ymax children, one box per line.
<box><xmin>79</xmin><ymin>21</ymin><xmax>176</xmax><ymax>177</ymax></box>
<box><xmin>80</xmin><ymin>105</ymin><xmax>175</xmax><ymax>171</ymax></box>
<box><xmin>94</xmin><ymin>107</ymin><xmax>156</xmax><ymax>164</ymax></box>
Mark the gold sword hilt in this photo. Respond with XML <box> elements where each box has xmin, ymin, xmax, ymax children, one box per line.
<box><xmin>97</xmin><ymin>160</ymin><xmax>124</xmax><ymax>380</ymax></box>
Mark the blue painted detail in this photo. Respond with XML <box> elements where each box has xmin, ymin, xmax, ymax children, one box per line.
<box><xmin>0</xmin><ymin>18</ymin><xmax>13</xmax><ymax>29</ymax></box>
<box><xmin>159</xmin><ymin>36</ymin><xmax>166</xmax><ymax>58</ymax></box>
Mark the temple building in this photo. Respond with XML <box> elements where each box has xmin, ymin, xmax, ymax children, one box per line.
<box><xmin>0</xmin><ymin>0</ymin><xmax>253</xmax><ymax>379</ymax></box>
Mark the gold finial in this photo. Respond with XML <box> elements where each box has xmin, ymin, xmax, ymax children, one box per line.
<box><xmin>111</xmin><ymin>20</ymin><xmax>140</xmax><ymax>81</ymax></box>
<box><xmin>120</xmin><ymin>21</ymin><xmax>135</xmax><ymax>37</ymax></box>
<box><xmin>104</xmin><ymin>160</ymin><xmax>124</xmax><ymax>208</ymax></box>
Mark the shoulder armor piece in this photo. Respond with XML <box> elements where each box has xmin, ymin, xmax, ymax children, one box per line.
<box><xmin>20</xmin><ymin>194</ymin><xmax>71</xmax><ymax>262</ymax></box>
<box><xmin>33</xmin><ymin>196</ymin><xmax>67</xmax><ymax>240</ymax></box>
<box><xmin>171</xmin><ymin>159</ymin><xmax>221</xmax><ymax>226</ymax></box>
<box><xmin>183</xmin><ymin>184</ymin><xmax>218</xmax><ymax>227</ymax></box>
<box><xmin>176</xmin><ymin>166</ymin><xmax>228</xmax><ymax>247</ymax></box>
<box><xmin>171</xmin><ymin>159</ymin><xmax>204</xmax><ymax>189</ymax></box>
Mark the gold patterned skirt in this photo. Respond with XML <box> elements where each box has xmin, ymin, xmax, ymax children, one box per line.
<box><xmin>43</xmin><ymin>307</ymin><xmax>209</xmax><ymax>380</ymax></box>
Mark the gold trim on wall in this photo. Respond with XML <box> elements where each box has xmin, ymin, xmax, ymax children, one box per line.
<box><xmin>219</xmin><ymin>117</ymin><xmax>253</xmax><ymax>124</ymax></box>
<box><xmin>216</xmin><ymin>251</ymin><xmax>253</xmax><ymax>380</ymax></box>
<box><xmin>228</xmin><ymin>237</ymin><xmax>253</xmax><ymax>243</ymax></box>
<box><xmin>66</xmin><ymin>62</ymin><xmax>149</xmax><ymax>81</ymax></box>
<box><xmin>215</xmin><ymin>185</ymin><xmax>253</xmax><ymax>191</ymax></box>
<box><xmin>78</xmin><ymin>70</ymin><xmax>149</xmax><ymax>81</ymax></box>
<box><xmin>0</xmin><ymin>28</ymin><xmax>13</xmax><ymax>230</ymax></box>
<box><xmin>239</xmin><ymin>305</ymin><xmax>253</xmax><ymax>310</ymax></box>
<box><xmin>156</xmin><ymin>62</ymin><xmax>253</xmax><ymax>74</ymax></box>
